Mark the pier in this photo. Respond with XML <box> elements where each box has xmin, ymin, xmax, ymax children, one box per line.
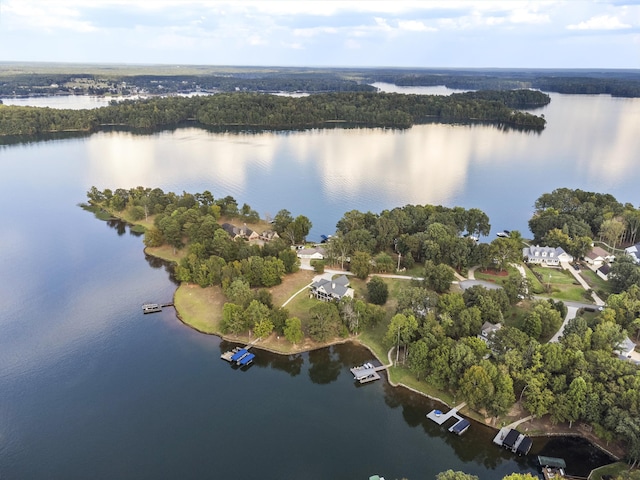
<box><xmin>221</xmin><ymin>338</ymin><xmax>260</xmax><ymax>366</ymax></box>
<box><xmin>141</xmin><ymin>302</ymin><xmax>173</xmax><ymax>314</ymax></box>
<box><xmin>426</xmin><ymin>402</ymin><xmax>470</xmax><ymax>435</ymax></box>
<box><xmin>350</xmin><ymin>362</ymin><xmax>386</xmax><ymax>384</ymax></box>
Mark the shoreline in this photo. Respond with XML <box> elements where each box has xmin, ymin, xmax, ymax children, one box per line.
<box><xmin>124</xmin><ymin>212</ymin><xmax>624</xmax><ymax>464</ymax></box>
<box><xmin>168</xmin><ymin>277</ymin><xmax>623</xmax><ymax>462</ymax></box>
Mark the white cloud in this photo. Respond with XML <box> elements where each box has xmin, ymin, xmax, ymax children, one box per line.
<box><xmin>397</xmin><ymin>20</ymin><xmax>437</xmax><ymax>32</ymax></box>
<box><xmin>293</xmin><ymin>27</ymin><xmax>338</xmax><ymax>38</ymax></box>
<box><xmin>508</xmin><ymin>8</ymin><xmax>550</xmax><ymax>24</ymax></box>
<box><xmin>567</xmin><ymin>14</ymin><xmax>632</xmax><ymax>30</ymax></box>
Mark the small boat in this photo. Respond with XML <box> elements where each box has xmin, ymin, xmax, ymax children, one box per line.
<box><xmin>496</xmin><ymin>231</ymin><xmax>510</xmax><ymax>238</ymax></box>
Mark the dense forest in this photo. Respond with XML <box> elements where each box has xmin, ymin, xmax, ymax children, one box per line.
<box><xmin>85</xmin><ymin>185</ymin><xmax>640</xmax><ymax>461</ymax></box>
<box><xmin>0</xmin><ymin>89</ymin><xmax>548</xmax><ymax>136</ymax></box>
<box><xmin>2</xmin><ymin>65</ymin><xmax>639</xmax><ymax>97</ymax></box>
<box><xmin>368</xmin><ymin>70</ymin><xmax>640</xmax><ymax>98</ymax></box>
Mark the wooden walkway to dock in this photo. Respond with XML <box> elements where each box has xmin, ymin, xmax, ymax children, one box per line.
<box><xmin>426</xmin><ymin>402</ymin><xmax>470</xmax><ymax>435</ymax></box>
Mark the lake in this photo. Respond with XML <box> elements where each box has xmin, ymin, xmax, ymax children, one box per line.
<box><xmin>0</xmin><ymin>88</ymin><xmax>635</xmax><ymax>479</ymax></box>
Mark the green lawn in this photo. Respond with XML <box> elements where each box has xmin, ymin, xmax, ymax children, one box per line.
<box><xmin>531</xmin><ymin>266</ymin><xmax>592</xmax><ymax>302</ymax></box>
<box><xmin>589</xmin><ymin>462</ymin><xmax>628</xmax><ymax>480</ymax></box>
<box><xmin>580</xmin><ymin>268</ymin><xmax>613</xmax><ymax>298</ymax></box>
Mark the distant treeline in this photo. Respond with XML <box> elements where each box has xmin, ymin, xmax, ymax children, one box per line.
<box><xmin>371</xmin><ymin>72</ymin><xmax>640</xmax><ymax>98</ymax></box>
<box><xmin>0</xmin><ymin>72</ymin><xmax>376</xmax><ymax>97</ymax></box>
<box><xmin>0</xmin><ymin>90</ymin><xmax>548</xmax><ymax>136</ymax></box>
<box><xmin>2</xmin><ymin>67</ymin><xmax>640</xmax><ymax>98</ymax></box>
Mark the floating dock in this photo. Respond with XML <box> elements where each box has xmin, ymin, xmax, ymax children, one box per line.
<box><xmin>142</xmin><ymin>303</ymin><xmax>161</xmax><ymax>314</ymax></box>
<box><xmin>350</xmin><ymin>363</ymin><xmax>382</xmax><ymax>384</ymax></box>
<box><xmin>221</xmin><ymin>346</ymin><xmax>242</xmax><ymax>362</ymax></box>
<box><xmin>221</xmin><ymin>344</ymin><xmax>255</xmax><ymax>367</ymax></box>
<box><xmin>142</xmin><ymin>302</ymin><xmax>173</xmax><ymax>314</ymax></box>
<box><xmin>426</xmin><ymin>403</ymin><xmax>470</xmax><ymax>435</ymax></box>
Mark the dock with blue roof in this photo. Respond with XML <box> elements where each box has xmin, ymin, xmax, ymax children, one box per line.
<box><xmin>221</xmin><ymin>338</ymin><xmax>261</xmax><ymax>367</ymax></box>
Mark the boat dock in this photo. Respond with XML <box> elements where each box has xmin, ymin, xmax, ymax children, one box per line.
<box><xmin>350</xmin><ymin>363</ymin><xmax>385</xmax><ymax>383</ymax></box>
<box><xmin>221</xmin><ymin>338</ymin><xmax>260</xmax><ymax>367</ymax></box>
<box><xmin>493</xmin><ymin>427</ymin><xmax>533</xmax><ymax>455</ymax></box>
<box><xmin>426</xmin><ymin>402</ymin><xmax>470</xmax><ymax>435</ymax></box>
<box><xmin>142</xmin><ymin>302</ymin><xmax>173</xmax><ymax>314</ymax></box>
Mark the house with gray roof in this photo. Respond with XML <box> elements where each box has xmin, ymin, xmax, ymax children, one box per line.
<box><xmin>221</xmin><ymin>222</ymin><xmax>260</xmax><ymax>241</ymax></box>
<box><xmin>310</xmin><ymin>274</ymin><xmax>353</xmax><ymax>302</ymax></box>
<box><xmin>522</xmin><ymin>245</ymin><xmax>573</xmax><ymax>265</ymax></box>
<box><xmin>478</xmin><ymin>321</ymin><xmax>502</xmax><ymax>344</ymax></box>
<box><xmin>625</xmin><ymin>243</ymin><xmax>640</xmax><ymax>264</ymax></box>
<box><xmin>297</xmin><ymin>247</ymin><xmax>326</xmax><ymax>260</ymax></box>
<box><xmin>616</xmin><ymin>336</ymin><xmax>636</xmax><ymax>359</ymax></box>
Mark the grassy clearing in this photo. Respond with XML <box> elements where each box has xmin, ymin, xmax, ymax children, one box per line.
<box><xmin>174</xmin><ymin>284</ymin><xmax>224</xmax><ymax>334</ymax></box>
<box><xmin>504</xmin><ymin>299</ymin><xmax>534</xmax><ymax>330</ymax></box>
<box><xmin>145</xmin><ymin>245</ymin><xmax>185</xmax><ymax>263</ymax></box>
<box><xmin>580</xmin><ymin>268</ymin><xmax>613</xmax><ymax>297</ymax></box>
<box><xmin>589</xmin><ymin>461</ymin><xmax>629</xmax><ymax>480</ymax></box>
<box><xmin>270</xmin><ymin>269</ymin><xmax>316</xmax><ymax>308</ymax></box>
<box><xmin>524</xmin><ymin>264</ymin><xmax>545</xmax><ymax>294</ymax></box>
<box><xmin>531</xmin><ymin>266</ymin><xmax>591</xmax><ymax>302</ymax></box>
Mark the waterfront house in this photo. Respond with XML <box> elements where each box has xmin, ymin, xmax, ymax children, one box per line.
<box><xmin>221</xmin><ymin>222</ymin><xmax>260</xmax><ymax>241</ymax></box>
<box><xmin>310</xmin><ymin>274</ymin><xmax>353</xmax><ymax>302</ymax></box>
<box><xmin>584</xmin><ymin>246</ymin><xmax>614</xmax><ymax>267</ymax></box>
<box><xmin>260</xmin><ymin>230</ymin><xmax>279</xmax><ymax>241</ymax></box>
<box><xmin>625</xmin><ymin>243</ymin><xmax>640</xmax><ymax>263</ymax></box>
<box><xmin>522</xmin><ymin>245</ymin><xmax>573</xmax><ymax>265</ymax></box>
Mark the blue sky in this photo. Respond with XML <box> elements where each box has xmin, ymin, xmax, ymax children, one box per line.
<box><xmin>0</xmin><ymin>0</ymin><xmax>638</xmax><ymax>68</ymax></box>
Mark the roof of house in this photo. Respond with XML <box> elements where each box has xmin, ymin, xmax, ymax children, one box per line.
<box><xmin>617</xmin><ymin>336</ymin><xmax>636</xmax><ymax>355</ymax></box>
<box><xmin>480</xmin><ymin>321</ymin><xmax>502</xmax><ymax>337</ymax></box>
<box><xmin>298</xmin><ymin>247</ymin><xmax>326</xmax><ymax>257</ymax></box>
<box><xmin>626</xmin><ymin>243</ymin><xmax>640</xmax><ymax>261</ymax></box>
<box><xmin>311</xmin><ymin>276</ymin><xmax>350</xmax><ymax>298</ymax></box>
<box><xmin>598</xmin><ymin>264</ymin><xmax>611</xmax><ymax>275</ymax></box>
<box><xmin>586</xmin><ymin>246</ymin><xmax>609</xmax><ymax>260</ymax></box>
<box><xmin>221</xmin><ymin>222</ymin><xmax>256</xmax><ymax>239</ymax></box>
<box><xmin>523</xmin><ymin>245</ymin><xmax>572</xmax><ymax>259</ymax></box>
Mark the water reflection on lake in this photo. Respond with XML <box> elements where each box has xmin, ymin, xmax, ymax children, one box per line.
<box><xmin>0</xmin><ymin>89</ymin><xmax>635</xmax><ymax>479</ymax></box>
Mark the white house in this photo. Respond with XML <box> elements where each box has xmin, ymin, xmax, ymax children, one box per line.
<box><xmin>625</xmin><ymin>243</ymin><xmax>640</xmax><ymax>264</ymax></box>
<box><xmin>478</xmin><ymin>321</ymin><xmax>502</xmax><ymax>344</ymax></box>
<box><xmin>522</xmin><ymin>245</ymin><xmax>573</xmax><ymax>265</ymax></box>
<box><xmin>297</xmin><ymin>247</ymin><xmax>326</xmax><ymax>260</ymax></box>
<box><xmin>616</xmin><ymin>336</ymin><xmax>636</xmax><ymax>358</ymax></box>
<box><xmin>309</xmin><ymin>274</ymin><xmax>353</xmax><ymax>302</ymax></box>
<box><xmin>584</xmin><ymin>246</ymin><xmax>614</xmax><ymax>267</ymax></box>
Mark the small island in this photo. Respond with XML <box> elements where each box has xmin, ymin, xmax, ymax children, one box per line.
<box><xmin>84</xmin><ymin>185</ymin><xmax>640</xmax><ymax>470</ymax></box>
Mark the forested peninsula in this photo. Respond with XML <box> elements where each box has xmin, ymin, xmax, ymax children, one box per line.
<box><xmin>84</xmin><ymin>186</ymin><xmax>640</xmax><ymax>464</ymax></box>
<box><xmin>0</xmin><ymin>89</ymin><xmax>548</xmax><ymax>136</ymax></box>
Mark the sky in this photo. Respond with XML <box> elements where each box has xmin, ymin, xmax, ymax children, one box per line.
<box><xmin>0</xmin><ymin>0</ymin><xmax>639</xmax><ymax>69</ymax></box>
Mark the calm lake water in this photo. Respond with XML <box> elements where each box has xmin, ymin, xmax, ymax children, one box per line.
<box><xmin>1</xmin><ymin>88</ymin><xmax>635</xmax><ymax>479</ymax></box>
